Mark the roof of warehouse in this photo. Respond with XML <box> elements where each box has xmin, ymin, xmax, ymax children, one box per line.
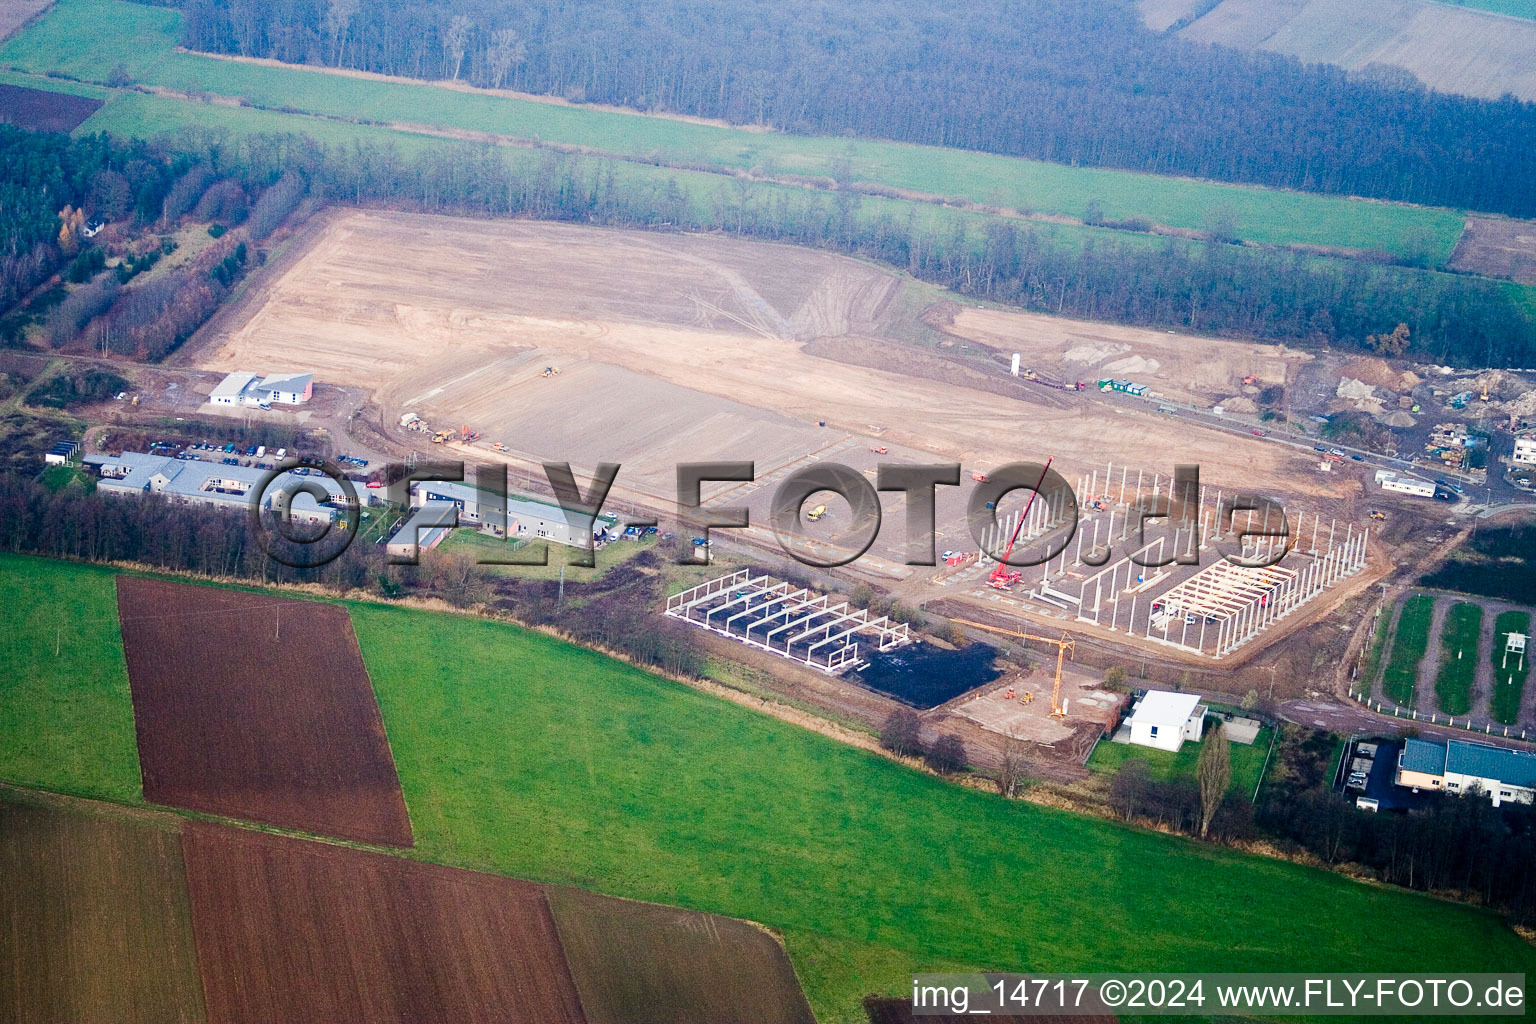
<box><xmin>416</xmin><ymin>481</ymin><xmax>618</xmax><ymax>529</ymax></box>
<box><xmin>1128</xmin><ymin>690</ymin><xmax>1203</xmax><ymax>728</ymax></box>
<box><xmin>210</xmin><ymin>371</ymin><xmax>259</xmax><ymax>399</ymax></box>
<box><xmin>1446</xmin><ymin>740</ymin><xmax>1536</xmax><ymax>789</ymax></box>
<box><xmin>1400</xmin><ymin>737</ymin><xmax>1448</xmax><ymax>775</ymax></box>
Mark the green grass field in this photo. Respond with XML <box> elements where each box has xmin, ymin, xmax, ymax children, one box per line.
<box><xmin>3</xmin><ymin>555</ymin><xmax>1535</xmax><ymax>1020</ymax></box>
<box><xmin>1491</xmin><ymin>610</ymin><xmax>1533</xmax><ymax>725</ymax></box>
<box><xmin>0</xmin><ymin>0</ymin><xmax>1469</xmax><ymax>260</ymax></box>
<box><xmin>347</xmin><ymin>600</ymin><xmax>1536</xmax><ymax>1021</ymax></box>
<box><xmin>1382</xmin><ymin>594</ymin><xmax>1436</xmax><ymax>706</ymax></box>
<box><xmin>1086</xmin><ymin>725</ymin><xmax>1272</xmax><ymax>798</ymax></box>
<box><xmin>0</xmin><ymin>555</ymin><xmax>141</xmax><ymax>801</ymax></box>
<box><xmin>1434</xmin><ymin>601</ymin><xmax>1484</xmax><ymax>716</ymax></box>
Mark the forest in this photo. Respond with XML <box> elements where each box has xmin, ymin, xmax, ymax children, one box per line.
<box><xmin>172</xmin><ymin>0</ymin><xmax>1536</xmax><ymax>217</ymax></box>
<box><xmin>5</xmin><ymin>124</ymin><xmax>1534</xmax><ymax>367</ymax></box>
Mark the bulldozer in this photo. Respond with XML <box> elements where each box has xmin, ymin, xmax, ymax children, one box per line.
<box><xmin>1369</xmin><ymin>510</ymin><xmax>1387</xmax><ymax>521</ymax></box>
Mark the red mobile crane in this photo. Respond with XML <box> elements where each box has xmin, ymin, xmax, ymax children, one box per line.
<box><xmin>986</xmin><ymin>456</ymin><xmax>1054</xmax><ymax>591</ymax></box>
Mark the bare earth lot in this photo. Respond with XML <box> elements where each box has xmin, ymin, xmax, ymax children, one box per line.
<box><xmin>0</xmin><ymin>797</ymin><xmax>205</xmax><ymax>1024</ymax></box>
<box><xmin>0</xmin><ymin>81</ymin><xmax>101</xmax><ymax>131</ymax></box>
<box><xmin>1449</xmin><ymin>216</ymin><xmax>1536</xmax><ymax>285</ymax></box>
<box><xmin>115</xmin><ymin>576</ymin><xmax>413</xmax><ymax>846</ymax></box>
<box><xmin>188</xmin><ymin>210</ymin><xmax>1333</xmax><ymax>508</ymax></box>
<box><xmin>0</xmin><ymin>0</ymin><xmax>50</xmax><ymax>42</ymax></box>
<box><xmin>183</xmin><ymin>824</ymin><xmax>587</xmax><ymax>1024</ymax></box>
<box><xmin>1172</xmin><ymin>0</ymin><xmax>1536</xmax><ymax>102</ymax></box>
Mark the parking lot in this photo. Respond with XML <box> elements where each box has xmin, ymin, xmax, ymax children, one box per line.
<box><xmin>1335</xmin><ymin>738</ymin><xmax>1437</xmax><ymax>812</ymax></box>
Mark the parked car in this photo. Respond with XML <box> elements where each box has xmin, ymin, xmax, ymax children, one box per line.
<box><xmin>1350</xmin><ymin>454</ymin><xmax>1364</xmax><ymax>461</ymax></box>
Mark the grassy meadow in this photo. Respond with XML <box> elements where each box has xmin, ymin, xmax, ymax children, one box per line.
<box><xmin>0</xmin><ymin>554</ymin><xmax>141</xmax><ymax>801</ymax></box>
<box><xmin>1382</xmin><ymin>593</ymin><xmax>1436</xmax><ymax>706</ymax></box>
<box><xmin>0</xmin><ymin>0</ymin><xmax>1469</xmax><ymax>260</ymax></box>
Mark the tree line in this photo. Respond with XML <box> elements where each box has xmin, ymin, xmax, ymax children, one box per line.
<box><xmin>173</xmin><ymin>0</ymin><xmax>1536</xmax><ymax>216</ymax></box>
<box><xmin>6</xmin><ymin>123</ymin><xmax>1533</xmax><ymax>366</ymax></box>
<box><xmin>1109</xmin><ymin>724</ymin><xmax>1536</xmax><ymax>925</ymax></box>
<box><xmin>210</xmin><ymin>130</ymin><xmax>1536</xmax><ymax>366</ymax></box>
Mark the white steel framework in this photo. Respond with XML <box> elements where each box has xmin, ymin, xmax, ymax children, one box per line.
<box><xmin>665</xmin><ymin>570</ymin><xmax>911</xmax><ymax>673</ymax></box>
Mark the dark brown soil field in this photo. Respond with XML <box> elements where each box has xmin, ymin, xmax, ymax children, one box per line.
<box><xmin>182</xmin><ymin>824</ymin><xmax>587</xmax><ymax>1024</ymax></box>
<box><xmin>115</xmin><ymin>575</ymin><xmax>412</xmax><ymax>846</ymax></box>
<box><xmin>0</xmin><ymin>797</ymin><xmax>205</xmax><ymax>1023</ymax></box>
<box><xmin>546</xmin><ymin>886</ymin><xmax>815</xmax><ymax>1024</ymax></box>
<box><xmin>1448</xmin><ymin>215</ymin><xmax>1536</xmax><ymax>286</ymax></box>
<box><xmin>0</xmin><ymin>82</ymin><xmax>101</xmax><ymax>132</ymax></box>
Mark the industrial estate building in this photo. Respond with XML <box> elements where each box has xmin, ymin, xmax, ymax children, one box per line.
<box><xmin>1514</xmin><ymin>433</ymin><xmax>1536</xmax><ymax>467</ymax></box>
<box><xmin>209</xmin><ymin>371</ymin><xmax>314</xmax><ymax>408</ymax></box>
<box><xmin>1396</xmin><ymin>738</ymin><xmax>1536</xmax><ymax>807</ymax></box>
<box><xmin>1124</xmin><ymin>689</ymin><xmax>1207</xmax><ymax>752</ymax></box>
<box><xmin>407</xmin><ymin>481</ymin><xmax>620</xmax><ymax>547</ymax></box>
<box><xmin>85</xmin><ymin>452</ymin><xmax>347</xmax><ymax>523</ymax></box>
<box><xmin>1374</xmin><ymin>469</ymin><xmax>1436</xmax><ymax>498</ymax></box>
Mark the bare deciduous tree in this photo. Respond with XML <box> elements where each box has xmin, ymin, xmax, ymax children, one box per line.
<box><xmin>486</xmin><ymin>28</ymin><xmax>526</xmax><ymax>90</ymax></box>
<box><xmin>445</xmin><ymin>15</ymin><xmax>474</xmax><ymax>81</ymax></box>
<box><xmin>1197</xmin><ymin>724</ymin><xmax>1231</xmax><ymax>838</ymax></box>
<box><xmin>997</xmin><ymin>729</ymin><xmax>1033</xmax><ymax>798</ymax></box>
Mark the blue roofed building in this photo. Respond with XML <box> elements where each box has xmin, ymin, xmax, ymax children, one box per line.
<box><xmin>1395</xmin><ymin>737</ymin><xmax>1536</xmax><ymax>807</ymax></box>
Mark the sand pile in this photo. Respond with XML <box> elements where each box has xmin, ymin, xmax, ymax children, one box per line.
<box><xmin>1385</xmin><ymin>411</ymin><xmax>1417</xmax><ymax>428</ymax></box>
<box><xmin>1062</xmin><ymin>341</ymin><xmax>1128</xmax><ymax>364</ymax></box>
<box><xmin>1340</xmin><ymin>357</ymin><xmax>1402</xmax><ymax>389</ymax></box>
<box><xmin>1219</xmin><ymin>396</ymin><xmax>1258</xmax><ymax>413</ymax></box>
<box><xmin>1102</xmin><ymin>355</ymin><xmax>1160</xmax><ymax>375</ymax></box>
<box><xmin>1337</xmin><ymin>378</ymin><xmax>1376</xmax><ymax>401</ymax></box>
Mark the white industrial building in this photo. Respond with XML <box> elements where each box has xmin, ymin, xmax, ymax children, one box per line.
<box><xmin>1125</xmin><ymin>690</ymin><xmax>1207</xmax><ymax>752</ymax></box>
<box><xmin>1514</xmin><ymin>433</ymin><xmax>1536</xmax><ymax>466</ymax></box>
<box><xmin>209</xmin><ymin>371</ymin><xmax>314</xmax><ymax>408</ymax></box>
<box><xmin>1374</xmin><ymin>469</ymin><xmax>1436</xmax><ymax>498</ymax></box>
<box><xmin>85</xmin><ymin>451</ymin><xmax>347</xmax><ymax>523</ymax></box>
<box><xmin>1397</xmin><ymin>738</ymin><xmax>1536</xmax><ymax>807</ymax></box>
<box><xmin>409</xmin><ymin>480</ymin><xmax>618</xmax><ymax>547</ymax></box>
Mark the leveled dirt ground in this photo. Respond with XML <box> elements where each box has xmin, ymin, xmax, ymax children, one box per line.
<box><xmin>116</xmin><ymin>576</ymin><xmax>413</xmax><ymax>846</ymax></box>
<box><xmin>0</xmin><ymin>797</ymin><xmax>205</xmax><ymax>1024</ymax></box>
<box><xmin>0</xmin><ymin>0</ymin><xmax>50</xmax><ymax>42</ymax></box>
<box><xmin>182</xmin><ymin>823</ymin><xmax>588</xmax><ymax>1024</ymax></box>
<box><xmin>1449</xmin><ymin>216</ymin><xmax>1536</xmax><ymax>285</ymax></box>
<box><xmin>187</xmin><ymin>210</ymin><xmax>1338</xmax><ymax>509</ymax></box>
<box><xmin>1173</xmin><ymin>0</ymin><xmax>1536</xmax><ymax>102</ymax></box>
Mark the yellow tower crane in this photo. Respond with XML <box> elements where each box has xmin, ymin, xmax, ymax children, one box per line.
<box><xmin>948</xmin><ymin>619</ymin><xmax>1074</xmax><ymax>717</ymax></box>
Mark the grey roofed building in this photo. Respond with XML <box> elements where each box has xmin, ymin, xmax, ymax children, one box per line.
<box><xmin>386</xmin><ymin>501</ymin><xmax>458</xmax><ymax>561</ymax></box>
<box><xmin>247</xmin><ymin>372</ymin><xmax>314</xmax><ymax>406</ymax></box>
<box><xmin>411</xmin><ymin>480</ymin><xmax>618</xmax><ymax>548</ymax></box>
<box><xmin>210</xmin><ymin>371</ymin><xmax>260</xmax><ymax>406</ymax></box>
<box><xmin>85</xmin><ymin>451</ymin><xmax>348</xmax><ymax>522</ymax></box>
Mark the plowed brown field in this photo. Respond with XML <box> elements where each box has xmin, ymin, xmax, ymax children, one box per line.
<box><xmin>182</xmin><ymin>824</ymin><xmax>588</xmax><ymax>1024</ymax></box>
<box><xmin>115</xmin><ymin>576</ymin><xmax>412</xmax><ymax>846</ymax></box>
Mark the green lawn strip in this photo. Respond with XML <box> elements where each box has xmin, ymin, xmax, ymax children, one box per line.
<box><xmin>0</xmin><ymin>0</ymin><xmax>1467</xmax><ymax>259</ymax></box>
<box><xmin>0</xmin><ymin>553</ymin><xmax>142</xmax><ymax>801</ymax></box>
<box><xmin>348</xmin><ymin>600</ymin><xmax>1536</xmax><ymax>1021</ymax></box>
<box><xmin>1086</xmin><ymin>727</ymin><xmax>1272</xmax><ymax>798</ymax></box>
<box><xmin>1434</xmin><ymin>601</ymin><xmax>1484</xmax><ymax>716</ymax></box>
<box><xmin>1382</xmin><ymin>594</ymin><xmax>1436</xmax><ymax>706</ymax></box>
<box><xmin>1490</xmin><ymin>610</ymin><xmax>1533</xmax><ymax>725</ymax></box>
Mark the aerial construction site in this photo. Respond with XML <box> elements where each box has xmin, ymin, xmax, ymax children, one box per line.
<box><xmin>178</xmin><ymin>208</ymin><xmax>1414</xmax><ymax>772</ymax></box>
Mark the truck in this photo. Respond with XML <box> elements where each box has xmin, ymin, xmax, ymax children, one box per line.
<box><xmin>806</xmin><ymin>504</ymin><xmax>828</xmax><ymax>521</ymax></box>
<box><xmin>971</xmin><ymin>471</ymin><xmax>988</xmax><ymax>482</ymax></box>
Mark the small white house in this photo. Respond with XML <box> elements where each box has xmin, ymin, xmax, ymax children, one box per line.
<box><xmin>210</xmin><ymin>371</ymin><xmax>259</xmax><ymax>406</ymax></box>
<box><xmin>246</xmin><ymin>372</ymin><xmax>313</xmax><ymax>407</ymax></box>
<box><xmin>1127</xmin><ymin>690</ymin><xmax>1207</xmax><ymax>752</ymax></box>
